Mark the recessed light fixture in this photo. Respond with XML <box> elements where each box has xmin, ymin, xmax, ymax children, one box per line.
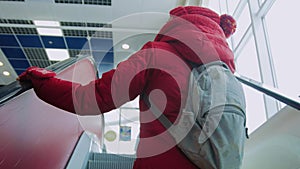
<box><xmin>3</xmin><ymin>71</ymin><xmax>10</xmax><ymax>76</ymax></box>
<box><xmin>33</xmin><ymin>20</ymin><xmax>60</xmax><ymax>27</ymax></box>
<box><xmin>45</xmin><ymin>49</ymin><xmax>70</xmax><ymax>61</ymax></box>
<box><xmin>0</xmin><ymin>61</ymin><xmax>3</xmax><ymax>66</ymax></box>
<box><xmin>122</xmin><ymin>43</ymin><xmax>130</xmax><ymax>50</ymax></box>
<box><xmin>37</xmin><ymin>28</ymin><xmax>63</xmax><ymax>36</ymax></box>
<box><xmin>34</xmin><ymin>20</ymin><xmax>63</xmax><ymax>36</ymax></box>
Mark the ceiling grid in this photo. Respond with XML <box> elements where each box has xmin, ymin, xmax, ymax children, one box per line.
<box><xmin>0</xmin><ymin>16</ymin><xmax>114</xmax><ymax>77</ymax></box>
<box><xmin>0</xmin><ymin>0</ymin><xmax>24</xmax><ymax>2</ymax></box>
<box><xmin>54</xmin><ymin>0</ymin><xmax>112</xmax><ymax>6</ymax></box>
<box><xmin>0</xmin><ymin>0</ymin><xmax>178</xmax><ymax>85</ymax></box>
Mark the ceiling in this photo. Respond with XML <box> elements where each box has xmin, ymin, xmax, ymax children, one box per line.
<box><xmin>0</xmin><ymin>0</ymin><xmax>197</xmax><ymax>85</ymax></box>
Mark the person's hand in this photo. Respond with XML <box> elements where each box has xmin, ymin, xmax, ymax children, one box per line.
<box><xmin>17</xmin><ymin>67</ymin><xmax>56</xmax><ymax>82</ymax></box>
<box><xmin>16</xmin><ymin>67</ymin><xmax>56</xmax><ymax>90</ymax></box>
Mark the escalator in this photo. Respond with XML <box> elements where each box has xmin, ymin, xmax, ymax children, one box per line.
<box><xmin>0</xmin><ymin>56</ymin><xmax>104</xmax><ymax>169</ymax></box>
<box><xmin>87</xmin><ymin>153</ymin><xmax>135</xmax><ymax>169</ymax></box>
<box><xmin>242</xmin><ymin>106</ymin><xmax>300</xmax><ymax>169</ymax></box>
<box><xmin>63</xmin><ymin>131</ymin><xmax>135</xmax><ymax>169</ymax></box>
<box><xmin>1</xmin><ymin>56</ymin><xmax>300</xmax><ymax>169</ymax></box>
<box><xmin>66</xmin><ymin>70</ymin><xmax>300</xmax><ymax>169</ymax></box>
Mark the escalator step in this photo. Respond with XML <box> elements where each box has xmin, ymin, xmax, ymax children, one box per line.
<box><xmin>88</xmin><ymin>160</ymin><xmax>134</xmax><ymax>169</ymax></box>
<box><xmin>92</xmin><ymin>153</ymin><xmax>135</xmax><ymax>162</ymax></box>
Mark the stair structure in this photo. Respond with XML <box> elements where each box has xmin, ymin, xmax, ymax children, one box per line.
<box><xmin>86</xmin><ymin>153</ymin><xmax>136</xmax><ymax>169</ymax></box>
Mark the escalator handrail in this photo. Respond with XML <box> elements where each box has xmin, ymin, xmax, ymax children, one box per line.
<box><xmin>0</xmin><ymin>56</ymin><xmax>84</xmax><ymax>105</ymax></box>
<box><xmin>234</xmin><ymin>73</ymin><xmax>300</xmax><ymax>110</ymax></box>
<box><xmin>2</xmin><ymin>63</ymin><xmax>299</xmax><ymax>111</ymax></box>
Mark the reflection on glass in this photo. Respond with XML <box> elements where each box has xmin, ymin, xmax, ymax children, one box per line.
<box><xmin>208</xmin><ymin>0</ymin><xmax>220</xmax><ymax>13</ymax></box>
<box><xmin>242</xmin><ymin>84</ymin><xmax>266</xmax><ymax>134</ymax></box>
<box><xmin>236</xmin><ymin>36</ymin><xmax>261</xmax><ymax>82</ymax></box>
<box><xmin>227</xmin><ymin>0</ymin><xmax>240</xmax><ymax>14</ymax></box>
<box><xmin>235</xmin><ymin>36</ymin><xmax>266</xmax><ymax>133</ymax></box>
<box><xmin>259</xmin><ymin>0</ymin><xmax>266</xmax><ymax>6</ymax></box>
<box><xmin>207</xmin><ymin>0</ymin><xmax>239</xmax><ymax>15</ymax></box>
<box><xmin>232</xmin><ymin>4</ymin><xmax>251</xmax><ymax>46</ymax></box>
<box><xmin>102</xmin><ymin>98</ymin><xmax>140</xmax><ymax>155</ymax></box>
<box><xmin>266</xmin><ymin>1</ymin><xmax>300</xmax><ymax>100</ymax></box>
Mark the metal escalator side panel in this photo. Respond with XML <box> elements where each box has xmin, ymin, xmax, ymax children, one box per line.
<box><xmin>0</xmin><ymin>57</ymin><xmax>102</xmax><ymax>169</ymax></box>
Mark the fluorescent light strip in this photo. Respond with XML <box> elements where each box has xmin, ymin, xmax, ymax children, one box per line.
<box><xmin>37</xmin><ymin>28</ymin><xmax>63</xmax><ymax>36</ymax></box>
<box><xmin>34</xmin><ymin>20</ymin><xmax>62</xmax><ymax>36</ymax></box>
<box><xmin>34</xmin><ymin>20</ymin><xmax>60</xmax><ymax>27</ymax></box>
<box><xmin>46</xmin><ymin>49</ymin><xmax>70</xmax><ymax>61</ymax></box>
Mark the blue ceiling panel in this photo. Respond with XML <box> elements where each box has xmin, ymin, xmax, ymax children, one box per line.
<box><xmin>66</xmin><ymin>37</ymin><xmax>89</xmax><ymax>50</ymax></box>
<box><xmin>15</xmin><ymin>69</ymin><xmax>27</xmax><ymax>76</ymax></box>
<box><xmin>90</xmin><ymin>38</ymin><xmax>113</xmax><ymax>52</ymax></box>
<box><xmin>8</xmin><ymin>59</ymin><xmax>30</xmax><ymax>69</ymax></box>
<box><xmin>0</xmin><ymin>35</ymin><xmax>19</xmax><ymax>47</ymax></box>
<box><xmin>92</xmin><ymin>51</ymin><xmax>113</xmax><ymax>63</ymax></box>
<box><xmin>41</xmin><ymin>36</ymin><xmax>66</xmax><ymax>49</ymax></box>
<box><xmin>98</xmin><ymin>63</ymin><xmax>114</xmax><ymax>77</ymax></box>
<box><xmin>1</xmin><ymin>48</ymin><xmax>27</xmax><ymax>59</ymax></box>
<box><xmin>92</xmin><ymin>51</ymin><xmax>106</xmax><ymax>63</ymax></box>
<box><xmin>17</xmin><ymin>35</ymin><xmax>43</xmax><ymax>48</ymax></box>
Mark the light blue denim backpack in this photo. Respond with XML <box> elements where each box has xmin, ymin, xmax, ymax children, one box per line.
<box><xmin>143</xmin><ymin>61</ymin><xmax>248</xmax><ymax>169</ymax></box>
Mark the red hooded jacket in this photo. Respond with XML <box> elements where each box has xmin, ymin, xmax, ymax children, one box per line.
<box><xmin>28</xmin><ymin>6</ymin><xmax>236</xmax><ymax>169</ymax></box>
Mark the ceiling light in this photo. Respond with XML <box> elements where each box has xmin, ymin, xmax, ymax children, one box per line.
<box><xmin>37</xmin><ymin>28</ymin><xmax>63</xmax><ymax>36</ymax></box>
<box><xmin>0</xmin><ymin>61</ymin><xmax>3</xmax><ymax>66</ymax></box>
<box><xmin>122</xmin><ymin>43</ymin><xmax>130</xmax><ymax>50</ymax></box>
<box><xmin>45</xmin><ymin>49</ymin><xmax>70</xmax><ymax>61</ymax></box>
<box><xmin>34</xmin><ymin>20</ymin><xmax>60</xmax><ymax>27</ymax></box>
<box><xmin>3</xmin><ymin>71</ymin><xmax>10</xmax><ymax>76</ymax></box>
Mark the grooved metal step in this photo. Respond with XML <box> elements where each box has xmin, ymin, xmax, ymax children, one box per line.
<box><xmin>88</xmin><ymin>160</ymin><xmax>134</xmax><ymax>169</ymax></box>
<box><xmin>87</xmin><ymin>153</ymin><xmax>136</xmax><ymax>169</ymax></box>
<box><xmin>92</xmin><ymin>153</ymin><xmax>136</xmax><ymax>161</ymax></box>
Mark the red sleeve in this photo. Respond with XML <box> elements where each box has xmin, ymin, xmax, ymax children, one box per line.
<box><xmin>31</xmin><ymin>43</ymin><xmax>153</xmax><ymax>115</ymax></box>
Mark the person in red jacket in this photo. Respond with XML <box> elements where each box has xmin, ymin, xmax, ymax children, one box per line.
<box><xmin>18</xmin><ymin>6</ymin><xmax>238</xmax><ymax>169</ymax></box>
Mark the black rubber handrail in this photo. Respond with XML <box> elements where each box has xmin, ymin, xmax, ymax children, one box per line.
<box><xmin>234</xmin><ymin>73</ymin><xmax>300</xmax><ymax>110</ymax></box>
<box><xmin>2</xmin><ymin>59</ymin><xmax>299</xmax><ymax>111</ymax></box>
<box><xmin>0</xmin><ymin>56</ymin><xmax>80</xmax><ymax>105</ymax></box>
